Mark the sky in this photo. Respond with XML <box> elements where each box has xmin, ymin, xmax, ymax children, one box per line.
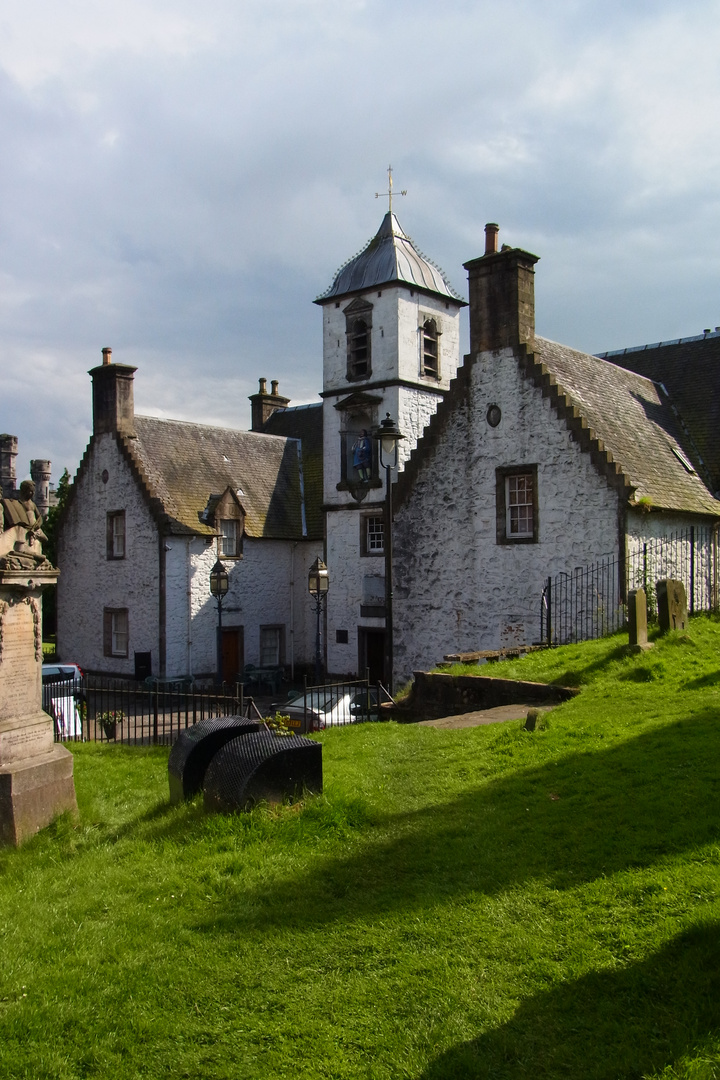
<box><xmin>3</xmin><ymin>0</ymin><xmax>720</xmax><ymax>484</ymax></box>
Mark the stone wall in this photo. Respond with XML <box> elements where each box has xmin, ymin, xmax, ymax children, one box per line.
<box><xmin>411</xmin><ymin>670</ymin><xmax>578</xmax><ymax>719</ymax></box>
<box><xmin>392</xmin><ymin>347</ymin><xmax>622</xmax><ymax>683</ymax></box>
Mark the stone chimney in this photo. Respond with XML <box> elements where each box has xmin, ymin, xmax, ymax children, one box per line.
<box><xmin>89</xmin><ymin>347</ymin><xmax>137</xmax><ymax>437</ymax></box>
<box><xmin>250</xmin><ymin>377</ymin><xmax>290</xmax><ymax>431</ymax></box>
<box><xmin>30</xmin><ymin>459</ymin><xmax>52</xmax><ymax>517</ymax></box>
<box><xmin>464</xmin><ymin>225</ymin><xmax>539</xmax><ymax>354</ymax></box>
<box><xmin>0</xmin><ymin>434</ymin><xmax>18</xmax><ymax>498</ymax></box>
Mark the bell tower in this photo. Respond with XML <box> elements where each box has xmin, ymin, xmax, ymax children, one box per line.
<box><xmin>314</xmin><ymin>203</ymin><xmax>466</xmax><ymax>679</ymax></box>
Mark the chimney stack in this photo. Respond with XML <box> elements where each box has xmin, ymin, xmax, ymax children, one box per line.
<box><xmin>89</xmin><ymin>347</ymin><xmax>137</xmax><ymax>437</ymax></box>
<box><xmin>464</xmin><ymin>225</ymin><xmax>539</xmax><ymax>354</ymax></box>
<box><xmin>0</xmin><ymin>434</ymin><xmax>18</xmax><ymax>498</ymax></box>
<box><xmin>30</xmin><ymin>459</ymin><xmax>52</xmax><ymax>517</ymax></box>
<box><xmin>250</xmin><ymin>377</ymin><xmax>290</xmax><ymax>431</ymax></box>
<box><xmin>484</xmin><ymin>223</ymin><xmax>499</xmax><ymax>255</ymax></box>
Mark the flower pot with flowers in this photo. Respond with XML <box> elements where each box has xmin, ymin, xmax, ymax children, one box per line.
<box><xmin>98</xmin><ymin>709</ymin><xmax>125</xmax><ymax>741</ymax></box>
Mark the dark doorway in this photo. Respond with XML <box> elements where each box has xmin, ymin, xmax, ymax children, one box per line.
<box><xmin>134</xmin><ymin>652</ymin><xmax>152</xmax><ymax>681</ymax></box>
<box><xmin>358</xmin><ymin>627</ymin><xmax>385</xmax><ymax>684</ymax></box>
<box><xmin>221</xmin><ymin>627</ymin><xmax>244</xmax><ymax>684</ymax></box>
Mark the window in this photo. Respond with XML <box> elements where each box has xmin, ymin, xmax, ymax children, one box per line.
<box><xmin>360</xmin><ymin>576</ymin><xmax>385</xmax><ymax>617</ymax></box>
<box><xmin>361</xmin><ymin>514</ymin><xmax>384</xmax><ymax>555</ymax></box>
<box><xmin>344</xmin><ymin>298</ymin><xmax>373</xmax><ymax>381</ymax></box>
<box><xmin>259</xmin><ymin>626</ymin><xmax>284</xmax><ymax>667</ymax></box>
<box><xmin>218</xmin><ymin>518</ymin><xmax>242</xmax><ymax>558</ymax></box>
<box><xmin>496</xmin><ymin>465</ymin><xmax>538</xmax><ymax>544</ymax></box>
<box><xmin>103</xmin><ymin>608</ymin><xmax>129</xmax><ymax>658</ymax></box>
<box><xmin>106</xmin><ymin>510</ymin><xmax>125</xmax><ymax>559</ymax></box>
<box><xmin>421</xmin><ymin>318</ymin><xmax>440</xmax><ymax>378</ymax></box>
<box><xmin>348</xmin><ymin>319</ymin><xmax>370</xmax><ymax>378</ymax></box>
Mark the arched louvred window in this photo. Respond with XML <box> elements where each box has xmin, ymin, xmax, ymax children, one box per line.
<box><xmin>348</xmin><ymin>318</ymin><xmax>370</xmax><ymax>378</ymax></box>
<box><xmin>344</xmin><ymin>298</ymin><xmax>373</xmax><ymax>381</ymax></box>
<box><xmin>422</xmin><ymin>319</ymin><xmax>439</xmax><ymax>377</ymax></box>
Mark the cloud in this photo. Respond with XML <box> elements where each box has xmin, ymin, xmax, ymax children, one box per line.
<box><xmin>1</xmin><ymin>0</ymin><xmax>720</xmax><ymax>480</ymax></box>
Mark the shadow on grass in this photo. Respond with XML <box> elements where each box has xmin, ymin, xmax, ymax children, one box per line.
<box><xmin>683</xmin><ymin>670</ymin><xmax>720</xmax><ymax>690</ymax></box>
<box><xmin>544</xmin><ymin>641</ymin><xmax>630</xmax><ymax>687</ymax></box>
<box><xmin>191</xmin><ymin>707</ymin><xmax>720</xmax><ymax>932</ymax></box>
<box><xmin>418</xmin><ymin>921</ymin><xmax>720</xmax><ymax>1079</ymax></box>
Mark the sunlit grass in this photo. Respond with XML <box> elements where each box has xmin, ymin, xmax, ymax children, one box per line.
<box><xmin>1</xmin><ymin>618</ymin><xmax>720</xmax><ymax>1077</ymax></box>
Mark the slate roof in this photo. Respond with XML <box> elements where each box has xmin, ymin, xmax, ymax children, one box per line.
<box><xmin>315</xmin><ymin>212</ymin><xmax>466</xmax><ymax>304</ymax></box>
<box><xmin>260</xmin><ymin>404</ymin><xmax>323</xmax><ymax>539</ymax></box>
<box><xmin>122</xmin><ymin>416</ymin><xmax>311</xmax><ymax>539</ymax></box>
<box><xmin>598</xmin><ymin>333</ymin><xmax>720</xmax><ymax>497</ymax></box>
<box><xmin>397</xmin><ymin>336</ymin><xmax>720</xmax><ymax>518</ymax></box>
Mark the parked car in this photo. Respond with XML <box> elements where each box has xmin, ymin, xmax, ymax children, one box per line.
<box><xmin>42</xmin><ymin>663</ymin><xmax>85</xmax><ymax>739</ymax></box>
<box><xmin>270</xmin><ymin>687</ymin><xmax>379</xmax><ymax>732</ymax></box>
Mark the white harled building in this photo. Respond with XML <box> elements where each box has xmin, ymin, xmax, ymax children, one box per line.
<box><xmin>314</xmin><ymin>210</ymin><xmax>466</xmax><ymax>680</ymax></box>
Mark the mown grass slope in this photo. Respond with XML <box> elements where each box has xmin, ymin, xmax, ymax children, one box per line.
<box><xmin>1</xmin><ymin>619</ymin><xmax>720</xmax><ymax>1078</ymax></box>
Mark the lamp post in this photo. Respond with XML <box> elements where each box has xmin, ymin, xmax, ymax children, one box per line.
<box><xmin>209</xmin><ymin>559</ymin><xmax>229</xmax><ymax>685</ymax></box>
<box><xmin>372</xmin><ymin>412</ymin><xmax>405</xmax><ymax>693</ymax></box>
<box><xmin>308</xmin><ymin>557</ymin><xmax>329</xmax><ymax>685</ymax></box>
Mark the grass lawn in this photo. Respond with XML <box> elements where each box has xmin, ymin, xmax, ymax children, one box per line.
<box><xmin>2</xmin><ymin>621</ymin><xmax>720</xmax><ymax>1078</ymax></box>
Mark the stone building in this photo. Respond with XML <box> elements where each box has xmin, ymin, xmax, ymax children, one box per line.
<box><xmin>57</xmin><ymin>352</ymin><xmax>322</xmax><ymax>680</ymax></box>
<box><xmin>56</xmin><ymin>210</ymin><xmax>720</xmax><ymax>686</ymax></box>
<box><xmin>390</xmin><ymin>226</ymin><xmax>720</xmax><ymax>682</ymax></box>
<box><xmin>0</xmin><ymin>435</ymin><xmax>53</xmax><ymax>517</ymax></box>
<box><xmin>315</xmin><ymin>210</ymin><xmax>466</xmax><ymax>679</ymax></box>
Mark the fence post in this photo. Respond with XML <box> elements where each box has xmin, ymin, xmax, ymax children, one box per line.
<box><xmin>152</xmin><ymin>684</ymin><xmax>159</xmax><ymax>745</ymax></box>
<box><xmin>690</xmin><ymin>526</ymin><xmax>695</xmax><ymax>615</ymax></box>
<box><xmin>546</xmin><ymin>576</ymin><xmax>552</xmax><ymax>645</ymax></box>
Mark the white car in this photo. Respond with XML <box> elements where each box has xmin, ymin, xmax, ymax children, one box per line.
<box><xmin>270</xmin><ymin>688</ymin><xmax>379</xmax><ymax>732</ymax></box>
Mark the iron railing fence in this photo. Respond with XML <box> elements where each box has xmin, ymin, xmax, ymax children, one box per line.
<box><xmin>49</xmin><ymin>673</ymin><xmax>393</xmax><ymax>744</ymax></box>
<box><xmin>271</xmin><ymin>676</ymin><xmax>389</xmax><ymax>734</ymax></box>
<box><xmin>48</xmin><ymin>676</ymin><xmax>256</xmax><ymax>745</ymax></box>
<box><xmin>541</xmin><ymin>525</ymin><xmax>718</xmax><ymax>646</ymax></box>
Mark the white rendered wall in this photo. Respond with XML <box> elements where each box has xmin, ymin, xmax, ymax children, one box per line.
<box><xmin>626</xmin><ymin>508</ymin><xmax>716</xmax><ymax>613</ymax></box>
<box><xmin>325</xmin><ymin>507</ymin><xmax>386</xmax><ymax>677</ymax></box>
<box><xmin>321</xmin><ymin>287</ymin><xmax>461</xmax><ymax>395</ymax></box>
<box><xmin>57</xmin><ymin>433</ymin><xmax>159</xmax><ymax>675</ymax></box>
<box><xmin>165</xmin><ymin>537</ymin><xmax>320</xmax><ymax>680</ymax></box>
<box><xmin>393</xmin><ymin>348</ymin><xmax>622</xmax><ymax>684</ymax></box>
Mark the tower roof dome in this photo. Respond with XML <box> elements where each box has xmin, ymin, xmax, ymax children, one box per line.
<box><xmin>315</xmin><ymin>212</ymin><xmax>466</xmax><ymax>305</ymax></box>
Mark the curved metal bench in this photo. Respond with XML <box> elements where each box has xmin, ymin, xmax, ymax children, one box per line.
<box><xmin>203</xmin><ymin>731</ymin><xmax>322</xmax><ymax>812</ymax></box>
<box><xmin>168</xmin><ymin>716</ymin><xmax>261</xmax><ymax>804</ymax></box>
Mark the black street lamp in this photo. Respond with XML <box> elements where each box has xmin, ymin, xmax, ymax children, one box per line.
<box><xmin>308</xmin><ymin>556</ymin><xmax>329</xmax><ymax>685</ymax></box>
<box><xmin>372</xmin><ymin>412</ymin><xmax>404</xmax><ymax>693</ymax></box>
<box><xmin>209</xmin><ymin>559</ymin><xmax>229</xmax><ymax>685</ymax></box>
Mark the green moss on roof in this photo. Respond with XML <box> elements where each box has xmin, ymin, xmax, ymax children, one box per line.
<box><xmin>125</xmin><ymin>416</ymin><xmax>309</xmax><ymax>539</ymax></box>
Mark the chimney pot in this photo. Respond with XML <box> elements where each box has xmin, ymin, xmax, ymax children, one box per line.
<box><xmin>102</xmin><ymin>347</ymin><xmax>112</xmax><ymax>365</ymax></box>
<box><xmin>271</xmin><ymin>380</ymin><xmax>279</xmax><ymax>397</ymax></box>
<box><xmin>258</xmin><ymin>377</ymin><xmax>267</xmax><ymax>394</ymax></box>
<box><xmin>484</xmin><ymin>223</ymin><xmax>499</xmax><ymax>256</ymax></box>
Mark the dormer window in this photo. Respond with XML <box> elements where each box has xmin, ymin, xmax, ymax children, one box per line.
<box><xmin>422</xmin><ymin>318</ymin><xmax>440</xmax><ymax>378</ymax></box>
<box><xmin>344</xmin><ymin>298</ymin><xmax>373</xmax><ymax>381</ymax></box>
<box><xmin>208</xmin><ymin>487</ymin><xmax>245</xmax><ymax>559</ymax></box>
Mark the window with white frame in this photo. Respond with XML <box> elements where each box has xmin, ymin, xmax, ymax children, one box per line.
<box><xmin>496</xmin><ymin>465</ymin><xmax>538</xmax><ymax>544</ymax></box>
<box><xmin>259</xmin><ymin>626</ymin><xmax>284</xmax><ymax>666</ymax></box>
<box><xmin>103</xmin><ymin>608</ymin><xmax>129</xmax><ymax>657</ymax></box>
<box><xmin>218</xmin><ymin>518</ymin><xmax>241</xmax><ymax>558</ymax></box>
<box><xmin>506</xmin><ymin>474</ymin><xmax>534</xmax><ymax>537</ymax></box>
<box><xmin>362</xmin><ymin>514</ymin><xmax>384</xmax><ymax>555</ymax></box>
<box><xmin>106</xmin><ymin>510</ymin><xmax>125</xmax><ymax>559</ymax></box>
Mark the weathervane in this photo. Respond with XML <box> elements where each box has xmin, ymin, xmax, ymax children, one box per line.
<box><xmin>375</xmin><ymin>165</ymin><xmax>406</xmax><ymax>213</ymax></box>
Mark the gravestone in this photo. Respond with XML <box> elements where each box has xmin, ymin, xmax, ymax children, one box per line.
<box><xmin>168</xmin><ymin>716</ymin><xmax>261</xmax><ymax>804</ymax></box>
<box><xmin>627</xmin><ymin>587</ymin><xmax>652</xmax><ymax>652</ymax></box>
<box><xmin>656</xmin><ymin>578</ymin><xmax>688</xmax><ymax>634</ymax></box>
<box><xmin>0</xmin><ymin>485</ymin><xmax>77</xmax><ymax>845</ymax></box>
<box><xmin>203</xmin><ymin>730</ymin><xmax>322</xmax><ymax>813</ymax></box>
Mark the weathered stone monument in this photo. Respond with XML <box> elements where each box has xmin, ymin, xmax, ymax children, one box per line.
<box><xmin>0</xmin><ymin>481</ymin><xmax>77</xmax><ymax>845</ymax></box>
<box><xmin>656</xmin><ymin>578</ymin><xmax>688</xmax><ymax>634</ymax></box>
<box><xmin>627</xmin><ymin>587</ymin><xmax>653</xmax><ymax>652</ymax></box>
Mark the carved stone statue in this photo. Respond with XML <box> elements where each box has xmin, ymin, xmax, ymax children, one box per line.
<box><xmin>0</xmin><ymin>480</ymin><xmax>53</xmax><ymax>571</ymax></box>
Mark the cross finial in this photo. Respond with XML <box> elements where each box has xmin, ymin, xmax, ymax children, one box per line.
<box><xmin>375</xmin><ymin>164</ymin><xmax>406</xmax><ymax>214</ymax></box>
